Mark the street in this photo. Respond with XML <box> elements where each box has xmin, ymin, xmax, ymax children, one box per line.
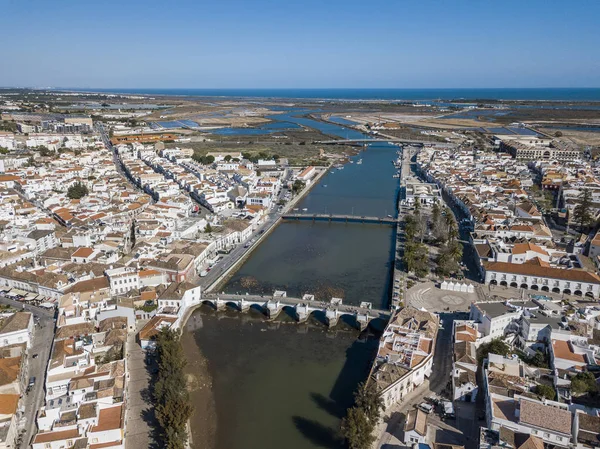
<box><xmin>0</xmin><ymin>296</ymin><xmax>55</xmax><ymax>449</ymax></box>
<box><xmin>375</xmin><ymin>313</ymin><xmax>477</xmax><ymax>449</ymax></box>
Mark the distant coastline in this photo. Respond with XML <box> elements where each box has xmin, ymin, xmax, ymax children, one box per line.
<box><xmin>48</xmin><ymin>87</ymin><xmax>600</xmax><ymax>102</ymax></box>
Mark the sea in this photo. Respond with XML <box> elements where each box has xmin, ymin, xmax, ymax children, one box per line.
<box><xmin>61</xmin><ymin>87</ymin><xmax>600</xmax><ymax>102</ymax></box>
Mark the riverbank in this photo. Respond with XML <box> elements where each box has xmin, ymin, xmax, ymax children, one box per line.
<box><xmin>182</xmin><ymin>329</ymin><xmax>217</xmax><ymax>449</ymax></box>
<box><xmin>182</xmin><ymin>308</ymin><xmax>380</xmax><ymax>449</ymax></box>
<box><xmin>206</xmin><ymin>166</ymin><xmax>328</xmax><ymax>294</ymax></box>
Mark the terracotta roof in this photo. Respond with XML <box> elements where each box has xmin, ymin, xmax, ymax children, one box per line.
<box><xmin>0</xmin><ymin>393</ymin><xmax>19</xmax><ymax>415</ymax></box>
<box><xmin>512</xmin><ymin>242</ymin><xmax>548</xmax><ymax>256</ymax></box>
<box><xmin>90</xmin><ymin>404</ymin><xmax>123</xmax><ymax>432</ymax></box>
<box><xmin>0</xmin><ymin>312</ymin><xmax>31</xmax><ymax>334</ymax></box>
<box><xmin>71</xmin><ymin>247</ymin><xmax>94</xmax><ymax>258</ymax></box>
<box><xmin>404</xmin><ymin>408</ymin><xmax>427</xmax><ymax>436</ymax></box>
<box><xmin>552</xmin><ymin>340</ymin><xmax>586</xmax><ymax>365</ymax></box>
<box><xmin>65</xmin><ymin>276</ymin><xmax>109</xmax><ymax>294</ymax></box>
<box><xmin>484</xmin><ymin>261</ymin><xmax>600</xmax><ymax>284</ymax></box>
<box><xmin>519</xmin><ymin>398</ymin><xmax>572</xmax><ymax>434</ymax></box>
<box><xmin>0</xmin><ymin>356</ymin><xmax>21</xmax><ymax>387</ymax></box>
<box><xmin>138</xmin><ymin>315</ymin><xmax>176</xmax><ymax>341</ymax></box>
<box><xmin>33</xmin><ymin>428</ymin><xmax>80</xmax><ymax>444</ymax></box>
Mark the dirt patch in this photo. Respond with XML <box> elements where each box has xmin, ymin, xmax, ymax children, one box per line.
<box><xmin>182</xmin><ymin>330</ymin><xmax>217</xmax><ymax>449</ymax></box>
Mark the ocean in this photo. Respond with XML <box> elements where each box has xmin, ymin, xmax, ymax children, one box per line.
<box><xmin>62</xmin><ymin>87</ymin><xmax>600</xmax><ymax>102</ymax></box>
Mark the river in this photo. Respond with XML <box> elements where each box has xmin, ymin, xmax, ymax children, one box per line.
<box><xmin>184</xmin><ymin>111</ymin><xmax>398</xmax><ymax>449</ymax></box>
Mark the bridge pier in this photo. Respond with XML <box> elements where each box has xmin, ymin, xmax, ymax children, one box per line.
<box><xmin>356</xmin><ymin>313</ymin><xmax>370</xmax><ymax>332</ymax></box>
<box><xmin>296</xmin><ymin>304</ymin><xmax>310</xmax><ymax>323</ymax></box>
<box><xmin>326</xmin><ymin>309</ymin><xmax>339</xmax><ymax>328</ymax></box>
<box><xmin>266</xmin><ymin>301</ymin><xmax>282</xmax><ymax>320</ymax></box>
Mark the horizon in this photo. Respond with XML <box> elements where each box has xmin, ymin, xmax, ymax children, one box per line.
<box><xmin>2</xmin><ymin>0</ymin><xmax>599</xmax><ymax>88</ymax></box>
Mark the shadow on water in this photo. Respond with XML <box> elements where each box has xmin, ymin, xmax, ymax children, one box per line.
<box><xmin>310</xmin><ymin>392</ymin><xmax>345</xmax><ymax>419</ymax></box>
<box><xmin>291</xmin><ymin>416</ymin><xmax>343</xmax><ymax>448</ymax></box>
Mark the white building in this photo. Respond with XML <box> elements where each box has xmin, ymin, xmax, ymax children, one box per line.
<box><xmin>0</xmin><ymin>312</ymin><xmax>33</xmax><ymax>349</ymax></box>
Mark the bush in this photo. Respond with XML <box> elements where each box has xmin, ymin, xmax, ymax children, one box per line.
<box><xmin>535</xmin><ymin>384</ymin><xmax>556</xmax><ymax>400</ymax></box>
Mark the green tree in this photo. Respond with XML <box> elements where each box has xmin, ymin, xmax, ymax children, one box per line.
<box><xmin>535</xmin><ymin>384</ymin><xmax>556</xmax><ymax>400</ymax></box>
<box><xmin>353</xmin><ymin>382</ymin><xmax>385</xmax><ymax>425</ymax></box>
<box><xmin>67</xmin><ymin>181</ymin><xmax>89</xmax><ymax>199</ymax></box>
<box><xmin>153</xmin><ymin>328</ymin><xmax>194</xmax><ymax>449</ymax></box>
<box><xmin>0</xmin><ymin>147</ymin><xmax>9</xmax><ymax>155</ymax></box>
<box><xmin>476</xmin><ymin>338</ymin><xmax>510</xmax><ymax>365</ymax></box>
<box><xmin>204</xmin><ymin>223</ymin><xmax>213</xmax><ymax>233</ymax></box>
<box><xmin>573</xmin><ymin>188</ymin><xmax>594</xmax><ymax>230</ymax></box>
<box><xmin>292</xmin><ymin>179</ymin><xmax>306</xmax><ymax>193</ymax></box>
<box><xmin>224</xmin><ymin>155</ymin><xmax>232</xmax><ymax>162</ymax></box>
<box><xmin>571</xmin><ymin>372</ymin><xmax>599</xmax><ymax>395</ymax></box>
<box><xmin>340</xmin><ymin>407</ymin><xmax>375</xmax><ymax>449</ymax></box>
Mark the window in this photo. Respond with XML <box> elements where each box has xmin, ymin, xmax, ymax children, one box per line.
<box><xmin>544</xmin><ymin>433</ymin><xmax>550</xmax><ymax>438</ymax></box>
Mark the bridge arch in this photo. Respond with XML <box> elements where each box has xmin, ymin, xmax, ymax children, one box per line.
<box><xmin>248</xmin><ymin>303</ymin><xmax>268</xmax><ymax>316</ymax></box>
<box><xmin>541</xmin><ymin>286</ymin><xmax>549</xmax><ymax>292</ymax></box>
<box><xmin>225</xmin><ymin>301</ymin><xmax>242</xmax><ymax>311</ymax></box>
<box><xmin>308</xmin><ymin>309</ymin><xmax>328</xmax><ymax>326</ymax></box>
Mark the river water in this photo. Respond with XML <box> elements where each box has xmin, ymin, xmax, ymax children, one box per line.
<box><xmin>184</xmin><ymin>111</ymin><xmax>397</xmax><ymax>449</ymax></box>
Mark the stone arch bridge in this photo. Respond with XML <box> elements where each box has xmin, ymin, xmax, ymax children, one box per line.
<box><xmin>199</xmin><ymin>292</ymin><xmax>391</xmax><ymax>331</ymax></box>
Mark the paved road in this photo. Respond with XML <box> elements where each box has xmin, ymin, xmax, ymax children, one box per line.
<box><xmin>0</xmin><ymin>296</ymin><xmax>55</xmax><ymax>449</ymax></box>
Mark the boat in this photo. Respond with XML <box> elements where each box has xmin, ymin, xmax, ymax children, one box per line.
<box><xmin>337</xmin><ymin>166</ymin><xmax>344</xmax><ymax>170</ymax></box>
<box><xmin>393</xmin><ymin>174</ymin><xmax>400</xmax><ymax>178</ymax></box>
<box><xmin>357</xmin><ymin>159</ymin><xmax>363</xmax><ymax>165</ymax></box>
<box><xmin>302</xmin><ymin>208</ymin><xmax>308</xmax><ymax>211</ymax></box>
<box><xmin>323</xmin><ymin>184</ymin><xmax>327</xmax><ymax>187</ymax></box>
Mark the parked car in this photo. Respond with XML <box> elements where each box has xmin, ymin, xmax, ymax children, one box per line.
<box><xmin>417</xmin><ymin>403</ymin><xmax>433</xmax><ymax>414</ymax></box>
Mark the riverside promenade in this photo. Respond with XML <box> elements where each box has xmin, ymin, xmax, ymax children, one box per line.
<box><xmin>199</xmin><ymin>167</ymin><xmax>328</xmax><ymax>293</ymax></box>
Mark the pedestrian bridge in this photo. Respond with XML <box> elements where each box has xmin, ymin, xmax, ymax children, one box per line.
<box><xmin>282</xmin><ymin>213</ymin><xmax>397</xmax><ymax>225</ymax></box>
<box><xmin>199</xmin><ymin>292</ymin><xmax>391</xmax><ymax>331</ymax></box>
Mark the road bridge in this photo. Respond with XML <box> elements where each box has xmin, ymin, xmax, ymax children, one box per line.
<box><xmin>200</xmin><ymin>293</ymin><xmax>391</xmax><ymax>331</ymax></box>
<box><xmin>282</xmin><ymin>213</ymin><xmax>397</xmax><ymax>224</ymax></box>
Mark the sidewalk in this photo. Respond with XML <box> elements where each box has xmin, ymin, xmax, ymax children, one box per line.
<box><xmin>125</xmin><ymin>324</ymin><xmax>156</xmax><ymax>449</ymax></box>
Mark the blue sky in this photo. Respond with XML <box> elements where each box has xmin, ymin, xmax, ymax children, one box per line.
<box><xmin>1</xmin><ymin>0</ymin><xmax>599</xmax><ymax>88</ymax></box>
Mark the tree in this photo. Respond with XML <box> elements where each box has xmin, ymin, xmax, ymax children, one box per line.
<box><xmin>476</xmin><ymin>338</ymin><xmax>510</xmax><ymax>365</ymax></box>
<box><xmin>353</xmin><ymin>382</ymin><xmax>385</xmax><ymax>425</ymax></box>
<box><xmin>153</xmin><ymin>328</ymin><xmax>194</xmax><ymax>449</ymax></box>
<box><xmin>292</xmin><ymin>179</ymin><xmax>306</xmax><ymax>193</ymax></box>
<box><xmin>224</xmin><ymin>155</ymin><xmax>232</xmax><ymax>162</ymax></box>
<box><xmin>554</xmin><ymin>131</ymin><xmax>563</xmax><ymax>137</ymax></box>
<box><xmin>573</xmin><ymin>188</ymin><xmax>594</xmax><ymax>230</ymax></box>
<box><xmin>67</xmin><ymin>181</ymin><xmax>89</xmax><ymax>199</ymax></box>
<box><xmin>535</xmin><ymin>384</ymin><xmax>556</xmax><ymax>400</ymax></box>
<box><xmin>0</xmin><ymin>147</ymin><xmax>9</xmax><ymax>155</ymax></box>
<box><xmin>340</xmin><ymin>407</ymin><xmax>376</xmax><ymax>449</ymax></box>
<box><xmin>571</xmin><ymin>372</ymin><xmax>599</xmax><ymax>395</ymax></box>
<box><xmin>204</xmin><ymin>223</ymin><xmax>213</xmax><ymax>233</ymax></box>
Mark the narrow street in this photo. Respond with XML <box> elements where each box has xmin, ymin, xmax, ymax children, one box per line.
<box><xmin>0</xmin><ymin>296</ymin><xmax>55</xmax><ymax>448</ymax></box>
<box><xmin>375</xmin><ymin>312</ymin><xmax>455</xmax><ymax>448</ymax></box>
